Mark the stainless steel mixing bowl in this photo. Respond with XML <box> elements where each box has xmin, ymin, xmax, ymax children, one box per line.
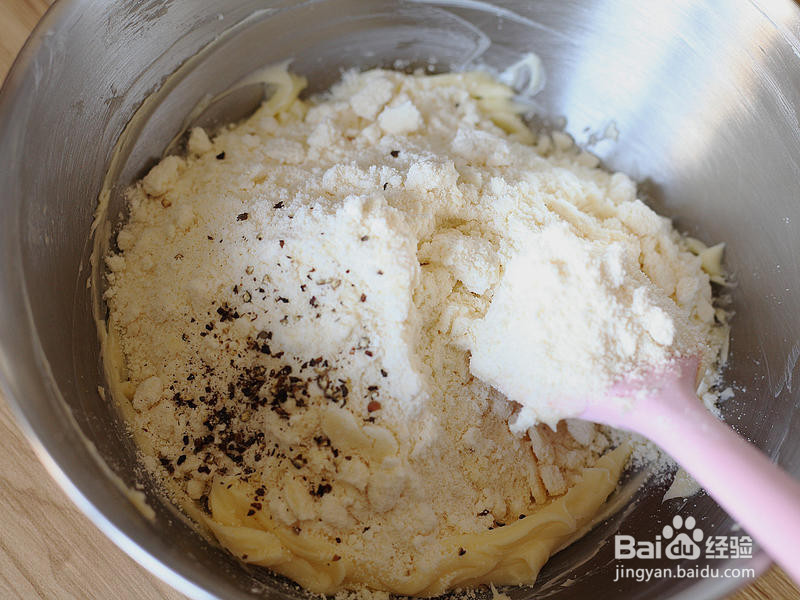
<box><xmin>1</xmin><ymin>1</ymin><xmax>798</xmax><ymax>598</ymax></box>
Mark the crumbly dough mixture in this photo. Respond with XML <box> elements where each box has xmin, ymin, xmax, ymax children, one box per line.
<box><xmin>468</xmin><ymin>195</ymin><xmax>728</xmax><ymax>429</ymax></box>
<box><xmin>102</xmin><ymin>68</ymin><xmax>726</xmax><ymax>595</ymax></box>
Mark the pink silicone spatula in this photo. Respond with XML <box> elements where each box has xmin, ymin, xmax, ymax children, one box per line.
<box><xmin>579</xmin><ymin>357</ymin><xmax>800</xmax><ymax>582</ymax></box>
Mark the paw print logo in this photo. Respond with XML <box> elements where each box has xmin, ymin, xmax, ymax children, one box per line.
<box><xmin>662</xmin><ymin>515</ymin><xmax>704</xmax><ymax>560</ymax></box>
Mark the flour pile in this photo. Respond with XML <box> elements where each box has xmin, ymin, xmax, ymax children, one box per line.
<box><xmin>469</xmin><ymin>214</ymin><xmax>725</xmax><ymax>429</ymax></box>
<box><xmin>102</xmin><ymin>68</ymin><xmax>728</xmax><ymax>595</ymax></box>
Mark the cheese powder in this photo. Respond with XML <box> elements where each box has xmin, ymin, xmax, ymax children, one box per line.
<box><xmin>102</xmin><ymin>69</ymin><xmax>727</xmax><ymax>595</ymax></box>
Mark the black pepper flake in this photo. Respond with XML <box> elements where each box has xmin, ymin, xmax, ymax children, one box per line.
<box><xmin>477</xmin><ymin>509</ymin><xmax>490</xmax><ymax>516</ymax></box>
<box><xmin>390</xmin><ymin>150</ymin><xmax>400</xmax><ymax>157</ymax></box>
<box><xmin>182</xmin><ymin>435</ymin><xmax>189</xmax><ymax>445</ymax></box>
<box><xmin>360</xmin><ymin>294</ymin><xmax>367</xmax><ymax>302</ymax></box>
<box><xmin>458</xmin><ymin>548</ymin><xmax>466</xmax><ymax>556</ymax></box>
<box><xmin>380</xmin><ymin>369</ymin><xmax>388</xmax><ymax>377</ymax></box>
<box><xmin>309</xmin><ymin>296</ymin><xmax>318</xmax><ymax>307</ymax></box>
<box><xmin>187</xmin><ymin>373</ymin><xmax>196</xmax><ymax>381</ymax></box>
<box><xmin>383</xmin><ymin>182</ymin><xmax>388</xmax><ymax>190</ymax></box>
<box><xmin>250</xmin><ymin>501</ymin><xmax>262</xmax><ymax>510</ymax></box>
<box><xmin>176</xmin><ymin>454</ymin><xmax>187</xmax><ymax>466</ymax></box>
<box><xmin>274</xmin><ymin>201</ymin><xmax>284</xmax><ymax>209</ymax></box>
<box><xmin>313</xmin><ymin>483</ymin><xmax>332</xmax><ymax>497</ymax></box>
<box><xmin>360</xmin><ymin>235</ymin><xmax>369</xmax><ymax>242</ymax></box>
<box><xmin>216</xmin><ymin>151</ymin><xmax>226</xmax><ymax>160</ymax></box>
<box><xmin>237</xmin><ymin>212</ymin><xmax>249</xmax><ymax>221</ymax></box>
<box><xmin>216</xmin><ymin>304</ymin><xmax>239</xmax><ymax>321</ymax></box>
<box><xmin>335</xmin><ymin>537</ymin><xmax>342</xmax><ymax>543</ymax></box>
<box><xmin>197</xmin><ymin>465</ymin><xmax>211</xmax><ymax>474</ymax></box>
<box><xmin>159</xmin><ymin>457</ymin><xmax>174</xmax><ymax>474</ymax></box>
<box><xmin>290</xmin><ymin>454</ymin><xmax>307</xmax><ymax>469</ymax></box>
<box><xmin>279</xmin><ymin>240</ymin><xmax>285</xmax><ymax>248</ymax></box>
<box><xmin>519</xmin><ymin>514</ymin><xmax>526</xmax><ymax>519</ymax></box>
<box><xmin>194</xmin><ymin>434</ymin><xmax>214</xmax><ymax>452</ymax></box>
<box><xmin>247</xmin><ymin>509</ymin><xmax>256</xmax><ymax>516</ymax></box>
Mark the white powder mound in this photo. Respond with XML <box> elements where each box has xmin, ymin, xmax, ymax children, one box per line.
<box><xmin>102</xmin><ymin>68</ymin><xmax>728</xmax><ymax>594</ymax></box>
<box><xmin>468</xmin><ymin>218</ymin><xmax>711</xmax><ymax>429</ymax></box>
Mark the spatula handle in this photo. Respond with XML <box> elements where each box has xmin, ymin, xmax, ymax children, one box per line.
<box><xmin>606</xmin><ymin>371</ymin><xmax>800</xmax><ymax>582</ymax></box>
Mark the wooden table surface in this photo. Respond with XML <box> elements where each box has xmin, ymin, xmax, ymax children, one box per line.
<box><xmin>0</xmin><ymin>1</ymin><xmax>798</xmax><ymax>599</ymax></box>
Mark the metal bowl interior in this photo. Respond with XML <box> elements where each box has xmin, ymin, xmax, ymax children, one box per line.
<box><xmin>0</xmin><ymin>1</ymin><xmax>798</xmax><ymax>598</ymax></box>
